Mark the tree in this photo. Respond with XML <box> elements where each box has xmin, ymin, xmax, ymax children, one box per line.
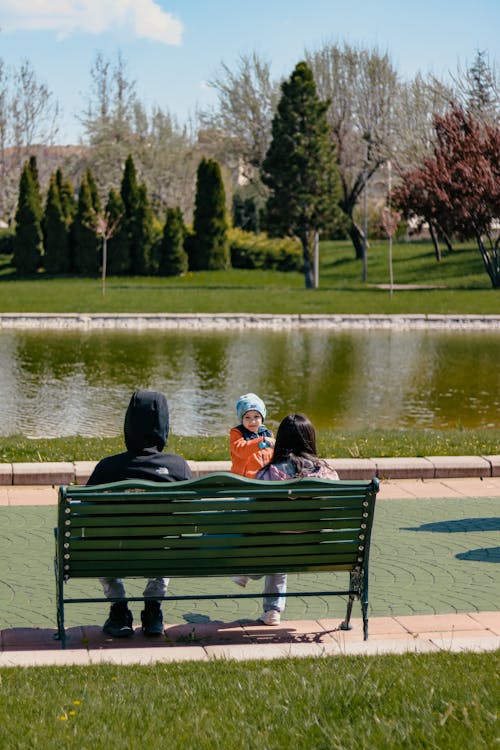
<box><xmin>78</xmin><ymin>51</ymin><xmax>197</xmax><ymax>219</ymax></box>
<box><xmin>306</xmin><ymin>42</ymin><xmax>399</xmax><ymax>259</ymax></box>
<box><xmin>200</xmin><ymin>53</ymin><xmax>281</xmax><ymax>186</ymax></box>
<box><xmin>104</xmin><ymin>189</ymin><xmax>129</xmax><ymax>275</ymax></box>
<box><xmin>55</xmin><ymin>168</ymin><xmax>77</xmax><ymax>223</ymax></box>
<box><xmin>394</xmin><ymin>105</ymin><xmax>500</xmax><ymax>288</ymax></box>
<box><xmin>10</xmin><ymin>59</ymin><xmax>60</xmax><ymax>150</ymax></box>
<box><xmin>71</xmin><ymin>174</ymin><xmax>99</xmax><ymax>275</ymax></box>
<box><xmin>189</xmin><ymin>158</ymin><xmax>229</xmax><ymax>271</ymax></box>
<box><xmin>120</xmin><ymin>154</ymin><xmax>140</xmax><ymax>273</ymax></box>
<box><xmin>42</xmin><ymin>173</ymin><xmax>70</xmax><ymax>274</ymax></box>
<box><xmin>157</xmin><ymin>207</ymin><xmax>188</xmax><ymax>276</ymax></box>
<box><xmin>133</xmin><ymin>183</ymin><xmax>155</xmax><ymax>275</ymax></box>
<box><xmin>453</xmin><ymin>50</ymin><xmax>499</xmax><ymax>125</ymax></box>
<box><xmin>12</xmin><ymin>160</ymin><xmax>42</xmax><ymax>274</ymax></box>
<box><xmin>262</xmin><ymin>62</ymin><xmax>341</xmax><ymax>289</ymax></box>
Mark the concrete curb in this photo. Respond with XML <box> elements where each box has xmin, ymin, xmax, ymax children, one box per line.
<box><xmin>1</xmin><ymin>455</ymin><xmax>499</xmax><ymax>486</ymax></box>
<box><xmin>1</xmin><ymin>612</ymin><xmax>499</xmax><ymax>665</ymax></box>
<box><xmin>2</xmin><ymin>313</ymin><xmax>500</xmax><ymax>330</ymax></box>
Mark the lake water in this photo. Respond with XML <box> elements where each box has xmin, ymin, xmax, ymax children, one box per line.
<box><xmin>1</xmin><ymin>328</ymin><xmax>499</xmax><ymax>437</ymax></box>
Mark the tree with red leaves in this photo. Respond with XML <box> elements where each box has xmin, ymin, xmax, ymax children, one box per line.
<box><xmin>394</xmin><ymin>105</ymin><xmax>500</xmax><ymax>287</ymax></box>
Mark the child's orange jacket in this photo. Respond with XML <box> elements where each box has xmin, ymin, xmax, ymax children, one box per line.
<box><xmin>229</xmin><ymin>426</ymin><xmax>274</xmax><ymax>478</ymax></box>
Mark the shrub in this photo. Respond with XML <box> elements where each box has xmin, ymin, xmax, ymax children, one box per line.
<box><xmin>229</xmin><ymin>228</ymin><xmax>303</xmax><ymax>272</ymax></box>
<box><xmin>0</xmin><ymin>228</ymin><xmax>14</xmax><ymax>255</ymax></box>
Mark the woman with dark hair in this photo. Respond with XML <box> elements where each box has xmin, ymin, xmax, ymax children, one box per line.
<box><xmin>233</xmin><ymin>413</ymin><xmax>339</xmax><ymax>625</ymax></box>
<box><xmin>257</xmin><ymin>413</ymin><xmax>337</xmax><ymax>481</ymax></box>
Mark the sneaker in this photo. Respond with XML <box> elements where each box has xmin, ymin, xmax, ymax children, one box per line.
<box><xmin>141</xmin><ymin>601</ymin><xmax>164</xmax><ymax>636</ymax></box>
<box><xmin>232</xmin><ymin>575</ymin><xmax>250</xmax><ymax>588</ymax></box>
<box><xmin>259</xmin><ymin>609</ymin><xmax>281</xmax><ymax>626</ymax></box>
<box><xmin>102</xmin><ymin>602</ymin><xmax>134</xmax><ymax>637</ymax></box>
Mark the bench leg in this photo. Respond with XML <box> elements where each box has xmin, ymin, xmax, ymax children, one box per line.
<box><xmin>361</xmin><ymin>599</ymin><xmax>368</xmax><ymax>641</ymax></box>
<box><xmin>340</xmin><ymin>593</ymin><xmax>355</xmax><ymax>632</ymax></box>
<box><xmin>54</xmin><ymin>556</ymin><xmax>66</xmax><ymax>648</ymax></box>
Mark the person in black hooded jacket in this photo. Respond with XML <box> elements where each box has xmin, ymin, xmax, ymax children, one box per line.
<box><xmin>87</xmin><ymin>389</ymin><xmax>192</xmax><ymax>638</ymax></box>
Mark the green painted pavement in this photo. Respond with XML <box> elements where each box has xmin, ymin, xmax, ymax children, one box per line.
<box><xmin>1</xmin><ymin>497</ymin><xmax>498</xmax><ymax>630</ymax></box>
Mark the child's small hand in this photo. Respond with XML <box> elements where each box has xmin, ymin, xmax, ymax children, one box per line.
<box><xmin>267</xmin><ymin>437</ymin><xmax>275</xmax><ymax>447</ymax></box>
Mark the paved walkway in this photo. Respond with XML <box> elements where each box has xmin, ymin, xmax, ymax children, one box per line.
<box><xmin>1</xmin><ymin>477</ymin><xmax>499</xmax><ymax>666</ymax></box>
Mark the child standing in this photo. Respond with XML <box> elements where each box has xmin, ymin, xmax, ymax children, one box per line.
<box><xmin>230</xmin><ymin>393</ymin><xmax>275</xmax><ymax>478</ymax></box>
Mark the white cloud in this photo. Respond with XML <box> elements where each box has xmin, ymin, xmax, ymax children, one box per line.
<box><xmin>0</xmin><ymin>0</ymin><xmax>183</xmax><ymax>45</ymax></box>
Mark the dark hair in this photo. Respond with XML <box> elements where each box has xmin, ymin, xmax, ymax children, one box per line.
<box><xmin>271</xmin><ymin>413</ymin><xmax>320</xmax><ymax>476</ymax></box>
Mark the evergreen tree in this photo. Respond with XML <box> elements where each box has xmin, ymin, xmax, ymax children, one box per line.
<box><xmin>86</xmin><ymin>167</ymin><xmax>102</xmax><ymax>213</ymax></box>
<box><xmin>104</xmin><ymin>188</ymin><xmax>129</xmax><ymax>275</ymax></box>
<box><xmin>28</xmin><ymin>155</ymin><xmax>42</xmax><ymax>221</ymax></box>
<box><xmin>120</xmin><ymin>154</ymin><xmax>142</xmax><ymax>274</ymax></box>
<box><xmin>13</xmin><ymin>161</ymin><xmax>42</xmax><ymax>274</ymax></box>
<box><xmin>55</xmin><ymin>168</ymin><xmax>77</xmax><ymax>223</ymax></box>
<box><xmin>262</xmin><ymin>61</ymin><xmax>341</xmax><ymax>288</ymax></box>
<box><xmin>157</xmin><ymin>207</ymin><xmax>188</xmax><ymax>276</ymax></box>
<box><xmin>42</xmin><ymin>173</ymin><xmax>70</xmax><ymax>274</ymax></box>
<box><xmin>70</xmin><ymin>174</ymin><xmax>99</xmax><ymax>275</ymax></box>
<box><xmin>132</xmin><ymin>183</ymin><xmax>154</xmax><ymax>274</ymax></box>
<box><xmin>190</xmin><ymin>157</ymin><xmax>229</xmax><ymax>270</ymax></box>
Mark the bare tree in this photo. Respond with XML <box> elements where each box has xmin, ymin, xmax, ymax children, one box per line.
<box><xmin>10</xmin><ymin>59</ymin><xmax>60</xmax><ymax>149</ymax></box>
<box><xmin>392</xmin><ymin>73</ymin><xmax>453</xmax><ymax>172</ymax></box>
<box><xmin>77</xmin><ymin>51</ymin><xmax>197</xmax><ymax>217</ymax></box>
<box><xmin>199</xmin><ymin>52</ymin><xmax>281</xmax><ymax>184</ymax></box>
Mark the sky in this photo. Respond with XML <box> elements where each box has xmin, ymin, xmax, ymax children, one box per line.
<box><xmin>0</xmin><ymin>0</ymin><xmax>499</xmax><ymax>145</ymax></box>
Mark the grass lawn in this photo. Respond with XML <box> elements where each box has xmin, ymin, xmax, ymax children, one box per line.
<box><xmin>1</xmin><ymin>652</ymin><xmax>498</xmax><ymax>749</ymax></box>
<box><xmin>0</xmin><ymin>240</ymin><xmax>498</xmax><ymax>315</ymax></box>
<box><xmin>2</xmin><ymin>427</ymin><xmax>500</xmax><ymax>462</ymax></box>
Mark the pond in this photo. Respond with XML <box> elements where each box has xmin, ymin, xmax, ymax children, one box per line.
<box><xmin>0</xmin><ymin>328</ymin><xmax>499</xmax><ymax>437</ymax></box>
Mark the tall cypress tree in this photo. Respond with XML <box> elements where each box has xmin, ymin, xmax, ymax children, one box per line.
<box><xmin>13</xmin><ymin>161</ymin><xmax>42</xmax><ymax>274</ymax></box>
<box><xmin>190</xmin><ymin>157</ymin><xmax>229</xmax><ymax>271</ymax></box>
<box><xmin>263</xmin><ymin>61</ymin><xmax>341</xmax><ymax>288</ymax></box>
<box><xmin>105</xmin><ymin>188</ymin><xmax>129</xmax><ymax>275</ymax></box>
<box><xmin>133</xmin><ymin>183</ymin><xmax>154</xmax><ymax>274</ymax></box>
<box><xmin>120</xmin><ymin>154</ymin><xmax>142</xmax><ymax>274</ymax></box>
<box><xmin>43</xmin><ymin>173</ymin><xmax>70</xmax><ymax>274</ymax></box>
<box><xmin>157</xmin><ymin>207</ymin><xmax>188</xmax><ymax>276</ymax></box>
<box><xmin>86</xmin><ymin>168</ymin><xmax>102</xmax><ymax>214</ymax></box>
<box><xmin>70</xmin><ymin>174</ymin><xmax>99</xmax><ymax>275</ymax></box>
<box><xmin>55</xmin><ymin>168</ymin><xmax>77</xmax><ymax>223</ymax></box>
<box><xmin>28</xmin><ymin>155</ymin><xmax>43</xmax><ymax>221</ymax></box>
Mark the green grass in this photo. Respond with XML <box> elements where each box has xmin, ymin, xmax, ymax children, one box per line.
<box><xmin>1</xmin><ymin>652</ymin><xmax>498</xmax><ymax>749</ymax></box>
<box><xmin>2</xmin><ymin>428</ymin><xmax>500</xmax><ymax>462</ymax></box>
<box><xmin>0</xmin><ymin>240</ymin><xmax>498</xmax><ymax>314</ymax></box>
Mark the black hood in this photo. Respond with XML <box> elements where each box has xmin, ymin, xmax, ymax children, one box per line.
<box><xmin>124</xmin><ymin>390</ymin><xmax>169</xmax><ymax>452</ymax></box>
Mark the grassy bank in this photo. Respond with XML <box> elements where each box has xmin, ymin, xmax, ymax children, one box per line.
<box><xmin>2</xmin><ymin>428</ymin><xmax>499</xmax><ymax>463</ymax></box>
<box><xmin>0</xmin><ymin>240</ymin><xmax>498</xmax><ymax>315</ymax></box>
<box><xmin>1</xmin><ymin>651</ymin><xmax>498</xmax><ymax>749</ymax></box>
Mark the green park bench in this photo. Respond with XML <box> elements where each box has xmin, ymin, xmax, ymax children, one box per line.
<box><xmin>55</xmin><ymin>472</ymin><xmax>379</xmax><ymax>648</ymax></box>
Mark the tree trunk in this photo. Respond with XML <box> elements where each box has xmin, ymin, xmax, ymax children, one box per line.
<box><xmin>428</xmin><ymin>222</ymin><xmax>442</xmax><ymax>262</ymax></box>
<box><xmin>347</xmin><ymin>222</ymin><xmax>365</xmax><ymax>260</ymax></box>
<box><xmin>300</xmin><ymin>232</ymin><xmax>314</xmax><ymax>289</ymax></box>
<box><xmin>477</xmin><ymin>234</ymin><xmax>500</xmax><ymax>289</ymax></box>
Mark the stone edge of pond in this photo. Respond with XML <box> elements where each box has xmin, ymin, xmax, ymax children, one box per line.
<box><xmin>1</xmin><ymin>313</ymin><xmax>500</xmax><ymax>330</ymax></box>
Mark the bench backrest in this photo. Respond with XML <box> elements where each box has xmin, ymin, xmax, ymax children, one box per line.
<box><xmin>57</xmin><ymin>472</ymin><xmax>379</xmax><ymax>580</ymax></box>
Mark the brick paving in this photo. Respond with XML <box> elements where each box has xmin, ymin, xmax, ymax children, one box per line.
<box><xmin>1</xmin><ymin>477</ymin><xmax>499</xmax><ymax>664</ymax></box>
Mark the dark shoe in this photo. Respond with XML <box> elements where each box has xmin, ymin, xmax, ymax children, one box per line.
<box><xmin>141</xmin><ymin>601</ymin><xmax>164</xmax><ymax>636</ymax></box>
<box><xmin>102</xmin><ymin>601</ymin><xmax>134</xmax><ymax>637</ymax></box>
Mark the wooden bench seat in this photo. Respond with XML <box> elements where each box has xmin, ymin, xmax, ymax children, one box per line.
<box><xmin>55</xmin><ymin>472</ymin><xmax>379</xmax><ymax>647</ymax></box>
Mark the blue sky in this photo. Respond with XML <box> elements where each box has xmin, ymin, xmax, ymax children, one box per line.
<box><xmin>0</xmin><ymin>0</ymin><xmax>498</xmax><ymax>144</ymax></box>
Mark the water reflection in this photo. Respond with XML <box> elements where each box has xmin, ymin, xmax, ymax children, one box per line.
<box><xmin>0</xmin><ymin>328</ymin><xmax>499</xmax><ymax>437</ymax></box>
